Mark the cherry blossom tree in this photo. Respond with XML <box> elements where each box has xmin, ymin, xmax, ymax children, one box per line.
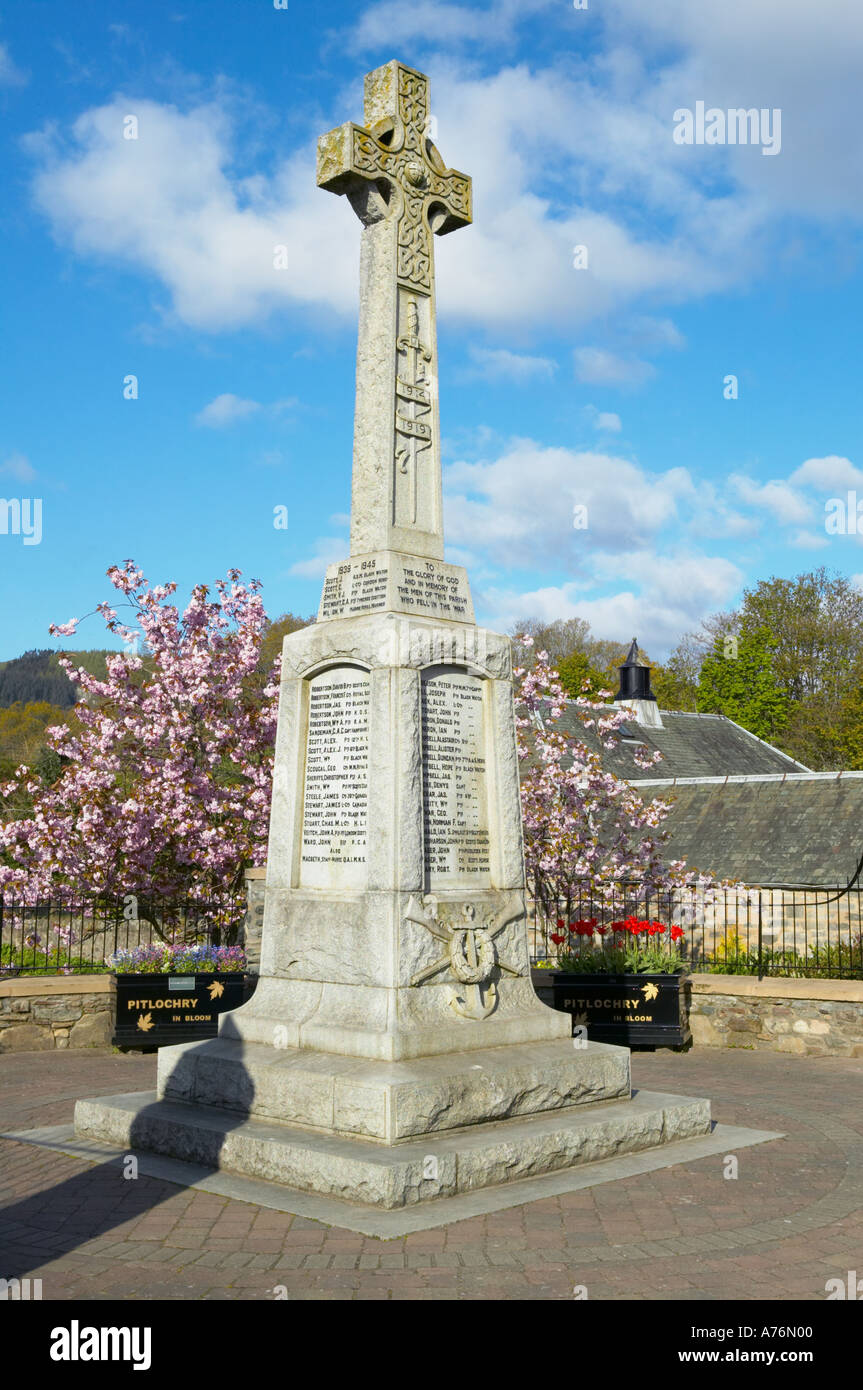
<box><xmin>514</xmin><ymin>640</ymin><xmax>718</xmax><ymax>934</ymax></box>
<box><xmin>1</xmin><ymin>583</ymin><xmax>717</xmax><ymax>950</ymax></box>
<box><xmin>0</xmin><ymin>562</ymin><xmax>280</xmax><ymax>905</ymax></box>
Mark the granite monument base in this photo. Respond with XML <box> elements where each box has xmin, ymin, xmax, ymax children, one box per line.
<box><xmin>74</xmin><ymin>1033</ymin><xmax>711</xmax><ymax>1209</ymax></box>
<box><xmin>74</xmin><ymin>1083</ymin><xmax>711</xmax><ymax>1210</ymax></box>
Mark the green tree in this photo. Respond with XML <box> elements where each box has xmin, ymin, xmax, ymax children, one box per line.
<box><xmin>739</xmin><ymin>568</ymin><xmax>863</xmax><ymax>704</ymax></box>
<box><xmin>510</xmin><ymin>617</ymin><xmax>592</xmax><ymax>671</ymax></box>
<box><xmin>0</xmin><ymin>701</ymin><xmax>70</xmax><ymax>779</ymax></box>
<box><xmin>697</xmin><ymin>626</ymin><xmax>789</xmax><ymax>743</ymax></box>
<box><xmin>833</xmin><ymin>662</ymin><xmax>863</xmax><ymax>770</ymax></box>
<box><xmin>734</xmin><ymin>569</ymin><xmax>863</xmax><ymax>767</ymax></box>
<box><xmin>258</xmin><ymin>611</ymin><xmax>314</xmax><ymax>674</ymax></box>
<box><xmin>557</xmin><ymin>650</ymin><xmax>609</xmax><ymax>699</ymax></box>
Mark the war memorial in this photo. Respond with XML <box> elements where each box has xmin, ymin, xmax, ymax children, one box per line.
<box><xmin>73</xmin><ymin>60</ymin><xmax>718</xmax><ymax>1217</ymax></box>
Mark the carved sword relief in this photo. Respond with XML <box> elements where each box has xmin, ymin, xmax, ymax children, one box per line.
<box><xmin>395</xmin><ymin>294</ymin><xmax>433</xmax><ymax>525</ymax></box>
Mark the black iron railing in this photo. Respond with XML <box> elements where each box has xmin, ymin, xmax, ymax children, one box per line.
<box><xmin>0</xmin><ymin>893</ymin><xmax>247</xmax><ymax>976</ymax></box>
<box><xmin>531</xmin><ymin>880</ymin><xmax>863</xmax><ymax>980</ymax></box>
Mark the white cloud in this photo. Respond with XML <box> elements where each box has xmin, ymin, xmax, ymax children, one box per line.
<box><xmin>29</xmin><ymin>98</ymin><xmax>358</xmax><ymax>332</ymax></box>
<box><xmin>789</xmin><ymin>529</ymin><xmax>831</xmax><ymax>550</ymax></box>
<box><xmin>464</xmin><ymin>347</ymin><xmax>557</xmax><ymax>383</ymax></box>
<box><xmin>443</xmin><ymin>439</ymin><xmax>692</xmax><ymax>567</ymax></box>
<box><xmin>605</xmin><ymin>0</ymin><xmax>863</xmax><ymax>220</ymax></box>
<box><xmin>574</xmin><ymin>347</ymin><xmax>654</xmax><ymax>386</ymax></box>
<box><xmin>0</xmin><ymin>42</ymin><xmax>27</xmax><ymax>88</ymax></box>
<box><xmin>23</xmin><ymin>62</ymin><xmax>749</xmax><ymax>339</ymax></box>
<box><xmin>23</xmin><ymin>6</ymin><xmax>863</xmax><ymax>357</ymax></box>
<box><xmin>476</xmin><ymin>550</ymin><xmax>742</xmax><ymax>657</ymax></box>
<box><xmin>288</xmin><ymin>538</ymin><xmax>347</xmax><ymax>579</ymax></box>
<box><xmin>729</xmin><ymin>474</ymin><xmax>812</xmax><ymax>526</ymax></box>
<box><xmin>594</xmin><ymin>412</ymin><xmax>622</xmax><ymax>433</ymax></box>
<box><xmin>790</xmin><ymin>455</ymin><xmax>863</xmax><ymax>493</ymax></box>
<box><xmin>626</xmin><ymin>316</ymin><xmax>686</xmax><ymax>352</ymax></box>
<box><xmin>0</xmin><ymin>452</ymin><xmax>36</xmax><ymax>482</ymax></box>
<box><xmin>349</xmin><ymin>0</ymin><xmax>558</xmax><ymax>50</ymax></box>
<box><xmin>258</xmin><ymin>448</ymin><xmax>285</xmax><ymax>467</ymax></box>
<box><xmin>194</xmin><ymin>394</ymin><xmax>262</xmax><ymax>428</ymax></box>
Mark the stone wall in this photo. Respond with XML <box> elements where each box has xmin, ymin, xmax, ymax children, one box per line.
<box><xmin>0</xmin><ymin>976</ymin><xmax>113</xmax><ymax>1052</ymax></box>
<box><xmin>689</xmin><ymin>975</ymin><xmax>863</xmax><ymax>1057</ymax></box>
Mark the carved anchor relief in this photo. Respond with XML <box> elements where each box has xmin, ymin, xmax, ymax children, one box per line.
<box><xmin>405</xmin><ymin>896</ymin><xmax>523</xmax><ymax>1021</ymax></box>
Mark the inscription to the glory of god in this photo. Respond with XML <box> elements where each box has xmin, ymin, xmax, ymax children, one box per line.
<box><xmin>318</xmin><ymin>553</ymin><xmax>474</xmax><ymax>623</ymax></box>
<box><xmin>300</xmin><ymin>667</ymin><xmax>370</xmax><ymax>889</ymax></box>
<box><xmin>422</xmin><ymin>669</ymin><xmax>491</xmax><ymax>885</ymax></box>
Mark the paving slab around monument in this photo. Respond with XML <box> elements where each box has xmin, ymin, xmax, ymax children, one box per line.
<box><xmin>2</xmin><ymin>1048</ymin><xmax>859</xmax><ymax>1300</ymax></box>
<box><xmin>5</xmin><ymin>1113</ymin><xmax>781</xmax><ymax>1240</ymax></box>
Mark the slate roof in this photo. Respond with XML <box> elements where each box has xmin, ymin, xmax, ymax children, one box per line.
<box><xmin>552</xmin><ymin>705</ymin><xmax>808</xmax><ymax>782</ymax></box>
<box><xmin>534</xmin><ymin>701</ymin><xmax>853</xmax><ymax>887</ymax></box>
<box><xmin>639</xmin><ymin>775</ymin><xmax>863</xmax><ymax>887</ymax></box>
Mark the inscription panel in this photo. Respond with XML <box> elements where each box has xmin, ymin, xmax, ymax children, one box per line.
<box><xmin>394</xmin><ymin>558</ymin><xmax>471</xmax><ymax>621</ymax></box>
<box><xmin>422</xmin><ymin>668</ymin><xmax>491</xmax><ymax>886</ymax></box>
<box><xmin>318</xmin><ymin>553</ymin><xmax>474</xmax><ymax>623</ymax></box>
<box><xmin>300</xmin><ymin>667</ymin><xmax>369</xmax><ymax>889</ymax></box>
<box><xmin>319</xmin><ymin>557</ymin><xmax>389</xmax><ymax>621</ymax></box>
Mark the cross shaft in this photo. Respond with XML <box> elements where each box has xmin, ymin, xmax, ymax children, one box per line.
<box><xmin>317</xmin><ymin>61</ymin><xmax>472</xmax><ymax>560</ymax></box>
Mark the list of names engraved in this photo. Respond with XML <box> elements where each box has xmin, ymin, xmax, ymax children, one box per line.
<box><xmin>422</xmin><ymin>669</ymin><xmax>491</xmax><ymax>885</ymax></box>
<box><xmin>300</xmin><ymin>667</ymin><xmax>370</xmax><ymax>889</ymax></box>
<box><xmin>319</xmin><ymin>559</ymin><xmax>388</xmax><ymax>621</ymax></box>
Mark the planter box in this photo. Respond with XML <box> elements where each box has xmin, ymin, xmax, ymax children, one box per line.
<box><xmin>112</xmin><ymin>972</ymin><xmax>257</xmax><ymax>1049</ymax></box>
<box><xmin>531</xmin><ymin>969</ymin><xmax>691</xmax><ymax>1048</ymax></box>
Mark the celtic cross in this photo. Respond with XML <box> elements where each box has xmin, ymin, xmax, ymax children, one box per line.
<box><xmin>317</xmin><ymin>60</ymin><xmax>472</xmax><ymax>560</ymax></box>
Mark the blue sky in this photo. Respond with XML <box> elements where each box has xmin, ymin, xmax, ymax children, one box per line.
<box><xmin>2</xmin><ymin>0</ymin><xmax>863</xmax><ymax>663</ymax></box>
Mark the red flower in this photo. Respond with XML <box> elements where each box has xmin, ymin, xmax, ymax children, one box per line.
<box><xmin>550</xmin><ymin>932</ymin><xmax>566</xmax><ymax>946</ymax></box>
<box><xmin>556</xmin><ymin>919</ymin><xmax>565</xmax><ymax>929</ymax></box>
<box><xmin>670</xmin><ymin>925</ymin><xmax>685</xmax><ymax>943</ymax></box>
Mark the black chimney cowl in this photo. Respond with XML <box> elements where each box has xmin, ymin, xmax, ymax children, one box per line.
<box><xmin>614</xmin><ymin>637</ymin><xmax>657</xmax><ymax>703</ymax></box>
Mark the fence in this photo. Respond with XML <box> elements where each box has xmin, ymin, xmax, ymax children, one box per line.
<box><xmin>0</xmin><ymin>893</ymin><xmax>247</xmax><ymax>976</ymax></box>
<box><xmin>531</xmin><ymin>880</ymin><xmax>863</xmax><ymax>980</ymax></box>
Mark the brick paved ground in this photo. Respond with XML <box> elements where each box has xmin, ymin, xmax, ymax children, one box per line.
<box><xmin>0</xmin><ymin>1047</ymin><xmax>860</xmax><ymax>1300</ymax></box>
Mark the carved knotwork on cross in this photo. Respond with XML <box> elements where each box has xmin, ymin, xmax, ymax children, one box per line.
<box><xmin>404</xmin><ymin>895</ymin><xmax>523</xmax><ymax>1022</ymax></box>
<box><xmin>317</xmin><ymin>63</ymin><xmax>471</xmax><ymax>291</ymax></box>
<box><xmin>317</xmin><ymin>61</ymin><xmax>472</xmax><ymax>553</ymax></box>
